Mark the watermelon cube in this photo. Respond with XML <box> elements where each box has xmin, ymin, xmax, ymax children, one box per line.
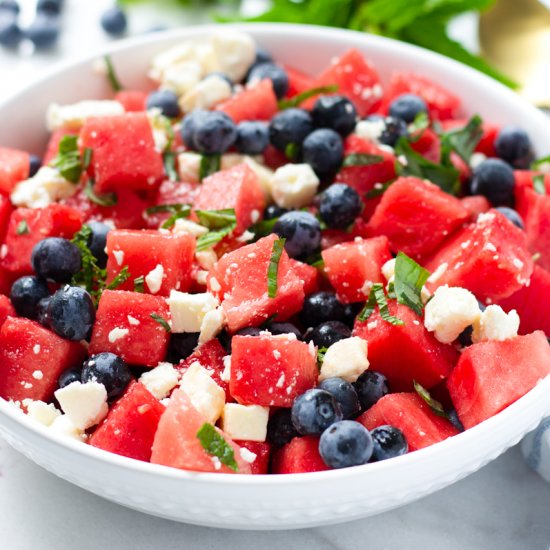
<box><xmin>0</xmin><ymin>317</ymin><xmax>86</xmax><ymax>403</ymax></box>
<box><xmin>193</xmin><ymin>164</ymin><xmax>265</xmax><ymax>235</ymax></box>
<box><xmin>322</xmin><ymin>236</ymin><xmax>391</xmax><ymax>303</ymax></box>
<box><xmin>114</xmin><ymin>90</ymin><xmax>147</xmax><ymax>112</ymax></box>
<box><xmin>353</xmin><ymin>302</ymin><xmax>458</xmax><ymax>391</ymax></box>
<box><xmin>0</xmin><ymin>295</ymin><xmax>14</xmax><ymax>328</ymax></box>
<box><xmin>0</xmin><ymin>146</ymin><xmax>30</xmax><ymax>194</ymax></box>
<box><xmin>284</xmin><ymin>65</ymin><xmax>315</xmax><ymax>98</ymax></box>
<box><xmin>216</xmin><ymin>79</ymin><xmax>278</xmax><ymax>123</ymax></box>
<box><xmin>425</xmin><ymin>209</ymin><xmax>533</xmax><ymax>303</ymax></box>
<box><xmin>366</xmin><ymin>177</ymin><xmax>470</xmax><ymax>261</ymax></box>
<box><xmin>151</xmin><ymin>388</ymin><xmax>251</xmax><ymax>474</ymax></box>
<box><xmin>271</xmin><ymin>436</ymin><xmax>329</xmax><ymax>474</ymax></box>
<box><xmin>80</xmin><ymin>112</ymin><xmax>164</xmax><ymax>194</ymax></box>
<box><xmin>89</xmin><ymin>381</ymin><xmax>165</xmax><ymax>462</ymax></box>
<box><xmin>0</xmin><ymin>265</ymin><xmax>16</xmax><ymax>296</ymax></box>
<box><xmin>105</xmin><ymin>229</ymin><xmax>195</xmax><ymax>296</ymax></box>
<box><xmin>410</xmin><ymin>127</ymin><xmax>441</xmax><ymax>163</ymax></box>
<box><xmin>0</xmin><ymin>192</ymin><xmax>14</xmax><ymax>244</ymax></box>
<box><xmin>460</xmin><ymin>195</ymin><xmax>491</xmax><ymax>220</ymax></box>
<box><xmin>207</xmin><ymin>234</ymin><xmax>305</xmax><ymax>332</ymax></box>
<box><xmin>89</xmin><ymin>290</ymin><xmax>170</xmax><ymax>367</ymax></box>
<box><xmin>235</xmin><ymin>440</ymin><xmax>271</xmax><ymax>475</ymax></box>
<box><xmin>447</xmin><ymin>331</ymin><xmax>550</xmax><ymax>429</ymax></box>
<box><xmin>289</xmin><ymin>259</ymin><xmax>322</xmax><ymax>296</ymax></box>
<box><xmin>358</xmin><ymin>393</ymin><xmax>459</xmax><ymax>451</ymax></box>
<box><xmin>230</xmin><ymin>334</ymin><xmax>318</xmax><ymax>407</ymax></box>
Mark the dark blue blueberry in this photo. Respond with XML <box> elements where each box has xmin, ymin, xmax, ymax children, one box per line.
<box><xmin>58</xmin><ymin>367</ymin><xmax>81</xmax><ymax>389</ymax></box>
<box><xmin>100</xmin><ymin>6</ymin><xmax>127</xmax><ymax>37</ymax></box>
<box><xmin>319</xmin><ymin>420</ymin><xmax>373</xmax><ymax>469</ymax></box>
<box><xmin>26</xmin><ymin>13</ymin><xmax>60</xmax><ymax>49</ymax></box>
<box><xmin>36</xmin><ymin>296</ymin><xmax>52</xmax><ymax>326</ymax></box>
<box><xmin>496</xmin><ymin>206</ymin><xmax>524</xmax><ymax>230</ymax></box>
<box><xmin>300</xmin><ymin>291</ymin><xmax>347</xmax><ymax>328</ymax></box>
<box><xmin>146</xmin><ymin>90</ymin><xmax>180</xmax><ymax>119</ymax></box>
<box><xmin>31</xmin><ymin>237</ymin><xmax>81</xmax><ymax>283</ymax></box>
<box><xmin>168</xmin><ymin>332</ymin><xmax>199</xmax><ymax>362</ymax></box>
<box><xmin>180</xmin><ymin>109</ymin><xmax>208</xmax><ymax>149</ymax></box>
<box><xmin>318</xmin><ymin>377</ymin><xmax>361</xmax><ymax>419</ymax></box>
<box><xmin>370</xmin><ymin>425</ymin><xmax>408</xmax><ymax>461</ymax></box>
<box><xmin>458</xmin><ymin>325</ymin><xmax>473</xmax><ymax>347</ymax></box>
<box><xmin>0</xmin><ymin>1</ymin><xmax>20</xmax><ymax>15</ymax></box>
<box><xmin>218</xmin><ymin>326</ymin><xmax>262</xmax><ymax>355</ymax></box>
<box><xmin>247</xmin><ymin>62</ymin><xmax>289</xmax><ymax>99</ymax></box>
<box><xmin>0</xmin><ymin>12</ymin><xmax>21</xmax><ymax>47</ymax></box>
<box><xmin>254</xmin><ymin>46</ymin><xmax>272</xmax><ymax>66</ymax></box>
<box><xmin>29</xmin><ymin>154</ymin><xmax>41</xmax><ymax>177</ymax></box>
<box><xmin>291</xmin><ymin>388</ymin><xmax>343</xmax><ymax>435</ymax></box>
<box><xmin>204</xmin><ymin>71</ymin><xmax>233</xmax><ymax>88</ymax></box>
<box><xmin>495</xmin><ymin>126</ymin><xmax>534</xmax><ymax>169</ymax></box>
<box><xmin>353</xmin><ymin>370</ymin><xmax>389</xmax><ymax>411</ymax></box>
<box><xmin>265</xmin><ymin>322</ymin><xmax>302</xmax><ymax>339</ymax></box>
<box><xmin>193</xmin><ymin>111</ymin><xmax>237</xmax><ymax>154</ymax></box>
<box><xmin>81</xmin><ymin>352</ymin><xmax>132</xmax><ymax>399</ymax></box>
<box><xmin>217</xmin><ymin>329</ymin><xmax>232</xmax><ymax>354</ymax></box>
<box><xmin>371</xmin><ymin>115</ymin><xmax>409</xmax><ymax>147</ymax></box>
<box><xmin>235</xmin><ymin>121</ymin><xmax>269</xmax><ymax>155</ymax></box>
<box><xmin>319</xmin><ymin>183</ymin><xmax>362</xmax><ymax>229</ymax></box>
<box><xmin>389</xmin><ymin>93</ymin><xmax>428</xmax><ymax>124</ymax></box>
<box><xmin>273</xmin><ymin>211</ymin><xmax>321</xmax><ymax>260</ymax></box>
<box><xmin>236</xmin><ymin>326</ymin><xmax>262</xmax><ymax>337</ymax></box>
<box><xmin>267</xmin><ymin>408</ymin><xmax>298</xmax><ymax>447</ymax></box>
<box><xmin>312</xmin><ymin>95</ymin><xmax>357</xmax><ymax>136</ymax></box>
<box><xmin>37</xmin><ymin>0</ymin><xmax>63</xmax><ymax>15</ymax></box>
<box><xmin>470</xmin><ymin>158</ymin><xmax>515</xmax><ymax>207</ymax></box>
<box><xmin>48</xmin><ymin>286</ymin><xmax>95</xmax><ymax>341</ymax></box>
<box><xmin>447</xmin><ymin>409</ymin><xmax>465</xmax><ymax>432</ymax></box>
<box><xmin>264</xmin><ymin>204</ymin><xmax>287</xmax><ymax>220</ymax></box>
<box><xmin>305</xmin><ymin>321</ymin><xmax>351</xmax><ymax>348</ymax></box>
<box><xmin>302</xmin><ymin>128</ymin><xmax>344</xmax><ymax>177</ymax></box>
<box><xmin>10</xmin><ymin>276</ymin><xmax>49</xmax><ymax>319</ymax></box>
<box><xmin>342</xmin><ymin>303</ymin><xmax>362</xmax><ymax>328</ymax></box>
<box><xmin>269</xmin><ymin>108</ymin><xmax>313</xmax><ymax>152</ymax></box>
<box><xmin>85</xmin><ymin>221</ymin><xmax>111</xmax><ymax>269</ymax></box>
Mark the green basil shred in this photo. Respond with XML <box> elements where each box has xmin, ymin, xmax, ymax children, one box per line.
<box><xmin>277</xmin><ymin>84</ymin><xmax>338</xmax><ymax>109</ymax></box>
<box><xmin>150</xmin><ymin>313</ymin><xmax>171</xmax><ymax>332</ymax></box>
<box><xmin>413</xmin><ymin>380</ymin><xmax>450</xmax><ymax>419</ymax></box>
<box><xmin>16</xmin><ymin>220</ymin><xmax>29</xmax><ymax>235</ymax></box>
<box><xmin>342</xmin><ymin>153</ymin><xmax>384</xmax><ymax>167</ymax></box>
<box><xmin>199</xmin><ymin>154</ymin><xmax>221</xmax><ymax>181</ymax></box>
<box><xmin>533</xmin><ymin>174</ymin><xmax>546</xmax><ymax>195</ymax></box>
<box><xmin>195</xmin><ymin>209</ymin><xmax>237</xmax><ymax>251</ymax></box>
<box><xmin>103</xmin><ymin>55</ymin><xmax>123</xmax><ymax>92</ymax></box>
<box><xmin>393</xmin><ymin>252</ymin><xmax>430</xmax><ymax>316</ymax></box>
<box><xmin>267</xmin><ymin>237</ymin><xmax>286</xmax><ymax>298</ymax></box>
<box><xmin>196</xmin><ymin>422</ymin><xmax>238</xmax><ymax>472</ymax></box>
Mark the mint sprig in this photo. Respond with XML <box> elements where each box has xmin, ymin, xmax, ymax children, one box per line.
<box><xmin>196</xmin><ymin>422</ymin><xmax>238</xmax><ymax>472</ymax></box>
<box><xmin>393</xmin><ymin>252</ymin><xmax>430</xmax><ymax>316</ymax></box>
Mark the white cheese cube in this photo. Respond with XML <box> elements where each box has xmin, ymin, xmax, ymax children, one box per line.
<box><xmin>354</xmin><ymin>118</ymin><xmax>385</xmax><ymax>144</ymax></box>
<box><xmin>169</xmin><ymin>290</ymin><xmax>219</xmax><ymax>333</ymax></box>
<box><xmin>179</xmin><ymin>362</ymin><xmax>225</xmax><ymax>423</ymax></box>
<box><xmin>139</xmin><ymin>362</ymin><xmax>180</xmax><ymax>400</ymax></box>
<box><xmin>161</xmin><ymin>60</ymin><xmax>203</xmax><ymax>96</ymax></box>
<box><xmin>195</xmin><ymin>249</ymin><xmax>218</xmax><ymax>270</ymax></box>
<box><xmin>199</xmin><ymin>307</ymin><xmax>226</xmax><ymax>344</ymax></box>
<box><xmin>269</xmin><ymin>163</ymin><xmax>320</xmax><ymax>209</ymax></box>
<box><xmin>49</xmin><ymin>415</ymin><xmax>86</xmax><ymax>442</ymax></box>
<box><xmin>180</xmin><ymin>74</ymin><xmax>232</xmax><ymax>112</ymax></box>
<box><xmin>381</xmin><ymin>258</ymin><xmax>396</xmax><ymax>282</ymax></box>
<box><xmin>424</xmin><ymin>285</ymin><xmax>482</xmax><ymax>344</ymax></box>
<box><xmin>320</xmin><ymin>337</ymin><xmax>370</xmax><ymax>382</ymax></box>
<box><xmin>472</xmin><ymin>304</ymin><xmax>520</xmax><ymax>343</ymax></box>
<box><xmin>147</xmin><ymin>108</ymin><xmax>171</xmax><ymax>153</ymax></box>
<box><xmin>54</xmin><ymin>381</ymin><xmax>108</xmax><ymax>430</ymax></box>
<box><xmin>46</xmin><ymin>100</ymin><xmax>125</xmax><ymax>131</ymax></box>
<box><xmin>172</xmin><ymin>218</ymin><xmax>209</xmax><ymax>237</ymax></box>
<box><xmin>11</xmin><ymin>167</ymin><xmax>78</xmax><ymax>208</ymax></box>
<box><xmin>221</xmin><ymin>403</ymin><xmax>269</xmax><ymax>442</ymax></box>
<box><xmin>25</xmin><ymin>400</ymin><xmax>61</xmax><ymax>427</ymax></box>
<box><xmin>210</xmin><ymin>30</ymin><xmax>256</xmax><ymax>82</ymax></box>
<box><xmin>177</xmin><ymin>151</ymin><xmax>202</xmax><ymax>183</ymax></box>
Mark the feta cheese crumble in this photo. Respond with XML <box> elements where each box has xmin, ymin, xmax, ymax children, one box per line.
<box><xmin>46</xmin><ymin>100</ymin><xmax>124</xmax><ymax>131</ymax></box>
<box><xmin>221</xmin><ymin>403</ymin><xmax>269</xmax><ymax>442</ymax></box>
<box><xmin>472</xmin><ymin>304</ymin><xmax>520</xmax><ymax>343</ymax></box>
<box><xmin>11</xmin><ymin>167</ymin><xmax>77</xmax><ymax>208</ymax></box>
<box><xmin>139</xmin><ymin>363</ymin><xmax>180</xmax><ymax>400</ymax></box>
<box><xmin>54</xmin><ymin>381</ymin><xmax>108</xmax><ymax>430</ymax></box>
<box><xmin>169</xmin><ymin>290</ymin><xmax>219</xmax><ymax>333</ymax></box>
<box><xmin>269</xmin><ymin>163</ymin><xmax>320</xmax><ymax>209</ymax></box>
<box><xmin>145</xmin><ymin>264</ymin><xmax>165</xmax><ymax>295</ymax></box>
<box><xmin>320</xmin><ymin>337</ymin><xmax>370</xmax><ymax>382</ymax></box>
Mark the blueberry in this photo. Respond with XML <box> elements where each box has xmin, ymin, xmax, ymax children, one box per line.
<box><xmin>180</xmin><ymin>109</ymin><xmax>208</xmax><ymax>149</ymax></box>
<box><xmin>193</xmin><ymin>111</ymin><xmax>237</xmax><ymax>154</ymax></box>
<box><xmin>291</xmin><ymin>388</ymin><xmax>343</xmax><ymax>435</ymax></box>
<box><xmin>204</xmin><ymin>71</ymin><xmax>233</xmax><ymax>87</ymax></box>
<box><xmin>389</xmin><ymin>94</ymin><xmax>428</xmax><ymax>124</ymax></box>
<box><xmin>235</xmin><ymin>121</ymin><xmax>269</xmax><ymax>155</ymax></box>
<box><xmin>319</xmin><ymin>183</ymin><xmax>362</xmax><ymax>229</ymax></box>
<box><xmin>0</xmin><ymin>1</ymin><xmax>20</xmax><ymax>15</ymax></box>
<box><xmin>371</xmin><ymin>115</ymin><xmax>409</xmax><ymax>147</ymax></box>
<box><xmin>447</xmin><ymin>409</ymin><xmax>465</xmax><ymax>432</ymax></box>
<box><xmin>31</xmin><ymin>237</ymin><xmax>82</xmax><ymax>283</ymax></box>
<box><xmin>264</xmin><ymin>204</ymin><xmax>287</xmax><ymax>220</ymax></box>
<box><xmin>0</xmin><ymin>12</ymin><xmax>21</xmax><ymax>47</ymax></box>
<box><xmin>267</xmin><ymin>408</ymin><xmax>298</xmax><ymax>447</ymax></box>
<box><xmin>269</xmin><ymin>108</ymin><xmax>313</xmax><ymax>152</ymax></box>
<box><xmin>85</xmin><ymin>221</ymin><xmax>111</xmax><ymax>269</ymax></box>
<box><xmin>247</xmin><ymin>63</ymin><xmax>289</xmax><ymax>99</ymax></box>
<box><xmin>265</xmin><ymin>322</ymin><xmax>302</xmax><ymax>339</ymax></box>
<box><xmin>319</xmin><ymin>420</ymin><xmax>373</xmax><ymax>469</ymax></box>
<box><xmin>300</xmin><ymin>291</ymin><xmax>347</xmax><ymax>328</ymax></box>
<box><xmin>29</xmin><ymin>154</ymin><xmax>41</xmax><ymax>177</ymax></box>
<box><xmin>353</xmin><ymin>370</ymin><xmax>389</xmax><ymax>411</ymax></box>
<box><xmin>458</xmin><ymin>325</ymin><xmax>473</xmax><ymax>347</ymax></box>
<box><xmin>312</xmin><ymin>95</ymin><xmax>357</xmax><ymax>136</ymax></box>
<box><xmin>37</xmin><ymin>0</ymin><xmax>63</xmax><ymax>15</ymax></box>
<box><xmin>100</xmin><ymin>6</ymin><xmax>127</xmax><ymax>37</ymax></box>
<box><xmin>236</xmin><ymin>326</ymin><xmax>262</xmax><ymax>337</ymax></box>
<box><xmin>81</xmin><ymin>352</ymin><xmax>132</xmax><ymax>399</ymax></box>
<box><xmin>48</xmin><ymin>286</ymin><xmax>95</xmax><ymax>341</ymax></box>
<box><xmin>370</xmin><ymin>425</ymin><xmax>408</xmax><ymax>461</ymax></box>
<box><xmin>168</xmin><ymin>332</ymin><xmax>199</xmax><ymax>362</ymax></box>
<box><xmin>302</xmin><ymin>128</ymin><xmax>344</xmax><ymax>177</ymax></box>
<box><xmin>318</xmin><ymin>377</ymin><xmax>361</xmax><ymax>419</ymax></box>
<box><xmin>146</xmin><ymin>90</ymin><xmax>181</xmax><ymax>119</ymax></box>
<box><xmin>342</xmin><ymin>303</ymin><xmax>362</xmax><ymax>329</ymax></box>
<box><xmin>273</xmin><ymin>211</ymin><xmax>321</xmax><ymax>260</ymax></box>
<box><xmin>58</xmin><ymin>368</ymin><xmax>81</xmax><ymax>389</ymax></box>
<box><xmin>305</xmin><ymin>321</ymin><xmax>351</xmax><ymax>348</ymax></box>
<box><xmin>253</xmin><ymin>46</ymin><xmax>273</xmax><ymax>66</ymax></box>
<box><xmin>26</xmin><ymin>14</ymin><xmax>60</xmax><ymax>49</ymax></box>
<box><xmin>495</xmin><ymin>126</ymin><xmax>534</xmax><ymax>169</ymax></box>
<box><xmin>470</xmin><ymin>158</ymin><xmax>515</xmax><ymax>207</ymax></box>
<box><xmin>36</xmin><ymin>296</ymin><xmax>52</xmax><ymax>326</ymax></box>
<box><xmin>10</xmin><ymin>276</ymin><xmax>49</xmax><ymax>319</ymax></box>
<box><xmin>495</xmin><ymin>206</ymin><xmax>524</xmax><ymax>230</ymax></box>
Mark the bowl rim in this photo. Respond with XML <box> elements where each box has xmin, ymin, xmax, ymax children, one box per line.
<box><xmin>1</xmin><ymin>21</ymin><xmax>550</xmax><ymax>486</ymax></box>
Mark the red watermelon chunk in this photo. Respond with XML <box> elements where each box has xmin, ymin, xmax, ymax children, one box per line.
<box><xmin>366</xmin><ymin>177</ymin><xmax>470</xmax><ymax>261</ymax></box>
<box><xmin>235</xmin><ymin>440</ymin><xmax>271</xmax><ymax>475</ymax></box>
<box><xmin>271</xmin><ymin>436</ymin><xmax>328</xmax><ymax>474</ymax></box>
<box><xmin>322</xmin><ymin>236</ymin><xmax>391</xmax><ymax>303</ymax></box>
<box><xmin>80</xmin><ymin>112</ymin><xmax>164</xmax><ymax>194</ymax></box>
<box><xmin>151</xmin><ymin>388</ymin><xmax>251</xmax><ymax>474</ymax></box>
<box><xmin>289</xmin><ymin>259</ymin><xmax>322</xmax><ymax>296</ymax></box>
<box><xmin>447</xmin><ymin>331</ymin><xmax>550</xmax><ymax>429</ymax></box>
<box><xmin>216</xmin><ymin>79</ymin><xmax>278</xmax><ymax>123</ymax></box>
<box><xmin>0</xmin><ymin>317</ymin><xmax>85</xmax><ymax>403</ymax></box>
<box><xmin>89</xmin><ymin>381</ymin><xmax>165</xmax><ymax>462</ymax></box>
<box><xmin>89</xmin><ymin>290</ymin><xmax>170</xmax><ymax>367</ymax></box>
<box><xmin>207</xmin><ymin>234</ymin><xmax>305</xmax><ymax>332</ymax></box>
<box><xmin>441</xmin><ymin>119</ymin><xmax>499</xmax><ymax>157</ymax></box>
<box><xmin>425</xmin><ymin>209</ymin><xmax>533</xmax><ymax>303</ymax></box>
<box><xmin>353</xmin><ymin>302</ymin><xmax>458</xmax><ymax>391</ymax></box>
<box><xmin>358</xmin><ymin>393</ymin><xmax>459</xmax><ymax>451</ymax></box>
<box><xmin>193</xmin><ymin>163</ymin><xmax>265</xmax><ymax>235</ymax></box>
<box><xmin>461</xmin><ymin>195</ymin><xmax>491</xmax><ymax>220</ymax></box>
<box><xmin>410</xmin><ymin>128</ymin><xmax>441</xmax><ymax>163</ymax></box>
<box><xmin>105</xmin><ymin>229</ymin><xmax>195</xmax><ymax>296</ymax></box>
<box><xmin>284</xmin><ymin>65</ymin><xmax>315</xmax><ymax>98</ymax></box>
<box><xmin>0</xmin><ymin>193</ymin><xmax>14</xmax><ymax>244</ymax></box>
<box><xmin>0</xmin><ymin>266</ymin><xmax>16</xmax><ymax>295</ymax></box>
<box><xmin>230</xmin><ymin>334</ymin><xmax>318</xmax><ymax>407</ymax></box>
<box><xmin>146</xmin><ymin>180</ymin><xmax>199</xmax><ymax>229</ymax></box>
<box><xmin>0</xmin><ymin>146</ymin><xmax>30</xmax><ymax>194</ymax></box>
<box><xmin>0</xmin><ymin>295</ymin><xmax>14</xmax><ymax>327</ymax></box>
<box><xmin>114</xmin><ymin>90</ymin><xmax>147</xmax><ymax>112</ymax></box>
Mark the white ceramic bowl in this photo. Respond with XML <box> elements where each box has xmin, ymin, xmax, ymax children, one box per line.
<box><xmin>1</xmin><ymin>23</ymin><xmax>550</xmax><ymax>531</ymax></box>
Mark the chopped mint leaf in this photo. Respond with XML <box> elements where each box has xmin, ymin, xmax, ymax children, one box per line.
<box><xmin>150</xmin><ymin>313</ymin><xmax>171</xmax><ymax>332</ymax></box>
<box><xmin>196</xmin><ymin>422</ymin><xmax>238</xmax><ymax>472</ymax></box>
<box><xmin>531</xmin><ymin>155</ymin><xmax>550</xmax><ymax>170</ymax></box>
<box><xmin>133</xmin><ymin>275</ymin><xmax>145</xmax><ymax>293</ymax></box>
<box><xmin>82</xmin><ymin>147</ymin><xmax>93</xmax><ymax>171</ymax></box>
<box><xmin>440</xmin><ymin>114</ymin><xmax>483</xmax><ymax>164</ymax></box>
<box><xmin>342</xmin><ymin>153</ymin><xmax>384</xmax><ymax>167</ymax></box>
<box><xmin>104</xmin><ymin>55</ymin><xmax>123</xmax><ymax>92</ymax></box>
<box><xmin>285</xmin><ymin>142</ymin><xmax>300</xmax><ymax>161</ymax></box>
<box><xmin>145</xmin><ymin>203</ymin><xmax>191</xmax><ymax>215</ymax></box>
<box><xmin>50</xmin><ymin>135</ymin><xmax>84</xmax><ymax>184</ymax></box>
<box><xmin>408</xmin><ymin>111</ymin><xmax>430</xmax><ymax>136</ymax></box>
<box><xmin>70</xmin><ymin>225</ymin><xmax>105</xmax><ymax>299</ymax></box>
<box><xmin>533</xmin><ymin>174</ymin><xmax>546</xmax><ymax>195</ymax></box>
<box><xmin>16</xmin><ymin>220</ymin><xmax>29</xmax><ymax>235</ymax></box>
<box><xmin>278</xmin><ymin>84</ymin><xmax>338</xmax><ymax>109</ymax></box>
<box><xmin>357</xmin><ymin>283</ymin><xmax>403</xmax><ymax>326</ymax></box>
<box><xmin>317</xmin><ymin>346</ymin><xmax>328</xmax><ymax>365</ymax></box>
<box><xmin>196</xmin><ymin>209</ymin><xmax>237</xmax><ymax>230</ymax></box>
<box><xmin>393</xmin><ymin>252</ymin><xmax>430</xmax><ymax>316</ymax></box>
<box><xmin>413</xmin><ymin>380</ymin><xmax>449</xmax><ymax>419</ymax></box>
<box><xmin>85</xmin><ymin>180</ymin><xmax>118</xmax><ymax>207</ymax></box>
<box><xmin>163</xmin><ymin>151</ymin><xmax>178</xmax><ymax>182</ymax></box>
<box><xmin>251</xmin><ymin>216</ymin><xmax>279</xmax><ymax>239</ymax></box>
<box><xmin>357</xmin><ymin>286</ymin><xmax>377</xmax><ymax>322</ymax></box>
<box><xmin>199</xmin><ymin>154</ymin><xmax>221</xmax><ymax>181</ymax></box>
<box><xmin>105</xmin><ymin>266</ymin><xmax>130</xmax><ymax>291</ymax></box>
<box><xmin>267</xmin><ymin>237</ymin><xmax>286</xmax><ymax>298</ymax></box>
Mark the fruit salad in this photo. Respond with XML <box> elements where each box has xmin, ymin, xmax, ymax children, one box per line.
<box><xmin>1</xmin><ymin>30</ymin><xmax>550</xmax><ymax>475</ymax></box>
